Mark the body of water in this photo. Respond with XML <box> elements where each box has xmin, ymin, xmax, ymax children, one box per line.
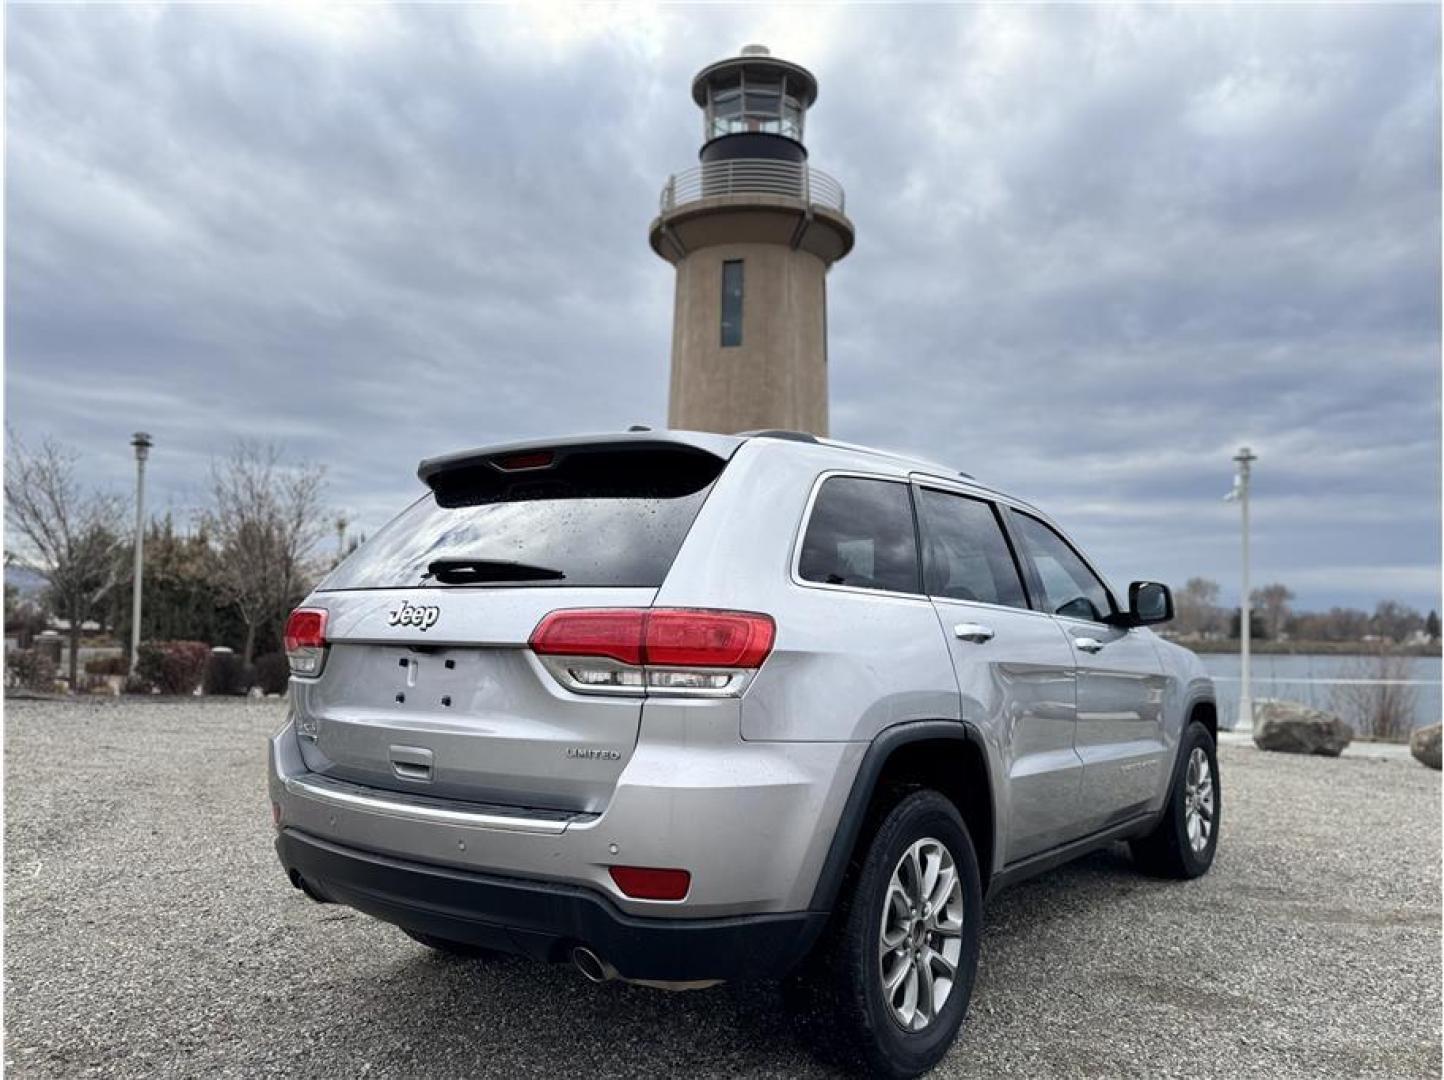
<box><xmin>1196</xmin><ymin>652</ymin><xmax>1442</xmax><ymax>732</ymax></box>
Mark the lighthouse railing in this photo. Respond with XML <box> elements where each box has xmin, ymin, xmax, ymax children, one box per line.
<box><xmin>660</xmin><ymin>160</ymin><xmax>846</xmax><ymax>215</ymax></box>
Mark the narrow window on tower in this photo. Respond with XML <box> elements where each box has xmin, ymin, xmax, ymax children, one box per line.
<box><xmin>720</xmin><ymin>260</ymin><xmax>744</xmax><ymax>348</ymax></box>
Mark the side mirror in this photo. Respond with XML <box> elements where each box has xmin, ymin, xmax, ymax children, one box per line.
<box><xmin>1120</xmin><ymin>581</ymin><xmax>1173</xmax><ymax>626</ymax></box>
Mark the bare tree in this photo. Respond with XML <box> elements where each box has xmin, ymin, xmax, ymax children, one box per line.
<box><xmin>4</xmin><ymin>432</ymin><xmax>129</xmax><ymax>689</ymax></box>
<box><xmin>1250</xmin><ymin>583</ymin><xmax>1294</xmax><ymax>641</ymax></box>
<box><xmin>204</xmin><ymin>441</ymin><xmax>327</xmax><ymax>663</ymax></box>
<box><xmin>1173</xmin><ymin>577</ymin><xmax>1222</xmax><ymax>637</ymax></box>
<box><xmin>1370</xmin><ymin>600</ymin><xmax>1422</xmax><ymax>644</ymax></box>
<box><xmin>1331</xmin><ymin>645</ymin><xmax>1418</xmax><ymax>742</ymax></box>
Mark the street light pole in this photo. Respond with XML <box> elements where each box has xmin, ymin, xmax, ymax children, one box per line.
<box><xmin>1229</xmin><ymin>446</ymin><xmax>1258</xmax><ymax>730</ymax></box>
<box><xmin>129</xmin><ymin>433</ymin><xmax>153</xmax><ymax>676</ymax></box>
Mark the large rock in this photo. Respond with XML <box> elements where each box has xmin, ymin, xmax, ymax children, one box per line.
<box><xmin>1252</xmin><ymin>699</ymin><xmax>1353</xmax><ymax>757</ymax></box>
<box><xmin>1409</xmin><ymin>723</ymin><xmax>1442</xmax><ymax>770</ymax></box>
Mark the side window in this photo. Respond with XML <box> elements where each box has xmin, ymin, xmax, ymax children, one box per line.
<box><xmin>916</xmin><ymin>489</ymin><xmax>1029</xmax><ymax>609</ymax></box>
<box><xmin>1011</xmin><ymin>512</ymin><xmax>1114</xmax><ymax>622</ymax></box>
<box><xmin>798</xmin><ymin>477</ymin><xmax>920</xmax><ymax>594</ymax></box>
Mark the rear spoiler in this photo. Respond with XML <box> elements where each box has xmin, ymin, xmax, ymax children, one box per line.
<box><xmin>416</xmin><ymin>431</ymin><xmax>744</xmax><ymax>500</ymax></box>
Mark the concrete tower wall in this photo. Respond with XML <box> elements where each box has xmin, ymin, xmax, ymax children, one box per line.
<box><xmin>667</xmin><ymin>239</ymin><xmax>828</xmax><ymax>436</ymax></box>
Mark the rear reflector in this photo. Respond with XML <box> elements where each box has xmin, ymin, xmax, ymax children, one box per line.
<box><xmin>609</xmin><ymin>865</ymin><xmax>691</xmax><ymax>901</ymax></box>
<box><xmin>284</xmin><ymin>607</ymin><xmax>329</xmax><ymax>676</ymax></box>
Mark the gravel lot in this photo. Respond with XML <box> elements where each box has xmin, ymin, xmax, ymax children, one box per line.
<box><xmin>5</xmin><ymin>697</ymin><xmax>1440</xmax><ymax>1078</ymax></box>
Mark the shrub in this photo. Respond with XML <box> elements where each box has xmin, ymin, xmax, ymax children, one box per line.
<box><xmin>82</xmin><ymin>674</ymin><xmax>115</xmax><ymax>695</ymax></box>
<box><xmin>133</xmin><ymin>641</ymin><xmax>211</xmax><ymax>696</ymax></box>
<box><xmin>203</xmin><ymin>652</ymin><xmax>245</xmax><ymax>695</ymax></box>
<box><xmin>85</xmin><ymin>655</ymin><xmax>129</xmax><ymax>677</ymax></box>
<box><xmin>6</xmin><ymin>649</ymin><xmax>58</xmax><ymax>692</ymax></box>
<box><xmin>1331</xmin><ymin>646</ymin><xmax>1419</xmax><ymax>742</ymax></box>
<box><xmin>253</xmin><ymin>653</ymin><xmax>290</xmax><ymax>696</ymax></box>
<box><xmin>204</xmin><ymin>651</ymin><xmax>255</xmax><ymax>696</ymax></box>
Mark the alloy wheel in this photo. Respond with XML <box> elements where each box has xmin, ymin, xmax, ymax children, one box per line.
<box><xmin>1183</xmin><ymin>747</ymin><xmax>1215</xmax><ymax>854</ymax></box>
<box><xmin>877</xmin><ymin>837</ymin><xmax>965</xmax><ymax>1032</ymax></box>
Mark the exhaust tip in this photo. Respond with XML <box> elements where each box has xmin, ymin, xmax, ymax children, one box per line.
<box><xmin>571</xmin><ymin>945</ymin><xmax>614</xmax><ymax>983</ymax></box>
<box><xmin>288</xmin><ymin>869</ymin><xmax>331</xmax><ymax>904</ymax></box>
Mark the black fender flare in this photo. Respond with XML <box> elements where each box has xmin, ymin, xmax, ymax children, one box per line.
<box><xmin>1182</xmin><ymin>690</ymin><xmax>1219</xmax><ymax>732</ymax></box>
<box><xmin>807</xmin><ymin>719</ymin><xmax>993</xmax><ymax>913</ymax></box>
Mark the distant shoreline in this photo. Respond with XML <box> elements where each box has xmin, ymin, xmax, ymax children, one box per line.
<box><xmin>1165</xmin><ymin>639</ymin><xmax>1441</xmax><ymax>658</ymax></box>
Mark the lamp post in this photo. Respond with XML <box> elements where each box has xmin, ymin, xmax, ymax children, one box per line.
<box><xmin>1226</xmin><ymin>446</ymin><xmax>1257</xmax><ymax>730</ymax></box>
<box><xmin>129</xmin><ymin>432</ymin><xmax>153</xmax><ymax>676</ymax></box>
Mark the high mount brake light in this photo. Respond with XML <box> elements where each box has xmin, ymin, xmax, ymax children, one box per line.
<box><xmin>529</xmin><ymin>608</ymin><xmax>775</xmax><ymax>697</ymax></box>
<box><xmin>284</xmin><ymin>607</ymin><xmax>329</xmax><ymax>677</ymax></box>
<box><xmin>493</xmin><ymin>450</ymin><xmax>555</xmax><ymax>471</ymax></box>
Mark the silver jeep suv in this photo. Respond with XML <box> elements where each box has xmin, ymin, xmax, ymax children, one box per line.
<box><xmin>269</xmin><ymin>430</ymin><xmax>1219</xmax><ymax>1077</ymax></box>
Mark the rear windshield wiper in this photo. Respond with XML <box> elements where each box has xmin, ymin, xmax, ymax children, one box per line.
<box><xmin>423</xmin><ymin>558</ymin><xmax>567</xmax><ymax>585</ymax></box>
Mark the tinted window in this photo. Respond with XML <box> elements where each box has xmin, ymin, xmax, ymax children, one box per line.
<box><xmin>1011</xmin><ymin>513</ymin><xmax>1114</xmax><ymax>622</ymax></box>
<box><xmin>798</xmin><ymin>477</ymin><xmax>919</xmax><ymax>594</ymax></box>
<box><xmin>917</xmin><ymin>490</ymin><xmax>1028</xmax><ymax>608</ymax></box>
<box><xmin>322</xmin><ymin>447</ymin><xmax>723</xmax><ymax>590</ymax></box>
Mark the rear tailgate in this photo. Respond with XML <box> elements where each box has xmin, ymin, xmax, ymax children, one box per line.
<box><xmin>292</xmin><ymin>587</ymin><xmax>653</xmax><ymax>812</ymax></box>
<box><xmin>291</xmin><ymin>436</ymin><xmax>738</xmax><ymax>814</ymax></box>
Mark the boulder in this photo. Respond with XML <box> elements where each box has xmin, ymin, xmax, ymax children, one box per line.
<box><xmin>1252</xmin><ymin>699</ymin><xmax>1353</xmax><ymax>757</ymax></box>
<box><xmin>1409</xmin><ymin>723</ymin><xmax>1442</xmax><ymax>770</ymax></box>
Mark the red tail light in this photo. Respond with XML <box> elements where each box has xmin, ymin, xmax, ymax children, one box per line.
<box><xmin>284</xmin><ymin>607</ymin><xmax>329</xmax><ymax>676</ymax></box>
<box><xmin>609</xmin><ymin>865</ymin><xmax>691</xmax><ymax>901</ymax></box>
<box><xmin>529</xmin><ymin>608</ymin><xmax>775</xmax><ymax>696</ymax></box>
<box><xmin>644</xmin><ymin>609</ymin><xmax>774</xmax><ymax>668</ymax></box>
<box><xmin>529</xmin><ymin>609</ymin><xmax>645</xmax><ymax>665</ymax></box>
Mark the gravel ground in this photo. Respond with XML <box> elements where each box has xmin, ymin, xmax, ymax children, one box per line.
<box><xmin>5</xmin><ymin>697</ymin><xmax>1440</xmax><ymax>1078</ymax></box>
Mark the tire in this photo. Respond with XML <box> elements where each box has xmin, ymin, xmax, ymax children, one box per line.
<box><xmin>793</xmin><ymin>789</ymin><xmax>983</xmax><ymax>1079</ymax></box>
<box><xmin>401</xmin><ymin>928</ymin><xmax>500</xmax><ymax>959</ymax></box>
<box><xmin>1129</xmin><ymin>720</ymin><xmax>1220</xmax><ymax>879</ymax></box>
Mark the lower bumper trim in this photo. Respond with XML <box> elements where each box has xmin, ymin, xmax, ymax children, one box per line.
<box><xmin>283</xmin><ymin>773</ymin><xmax>594</xmax><ymax>834</ymax></box>
<box><xmin>276</xmin><ymin>829</ymin><xmax>826</xmax><ymax>983</ymax></box>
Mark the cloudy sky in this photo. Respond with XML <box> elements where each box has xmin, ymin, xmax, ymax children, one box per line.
<box><xmin>7</xmin><ymin>3</ymin><xmax>1440</xmax><ymax>611</ymax></box>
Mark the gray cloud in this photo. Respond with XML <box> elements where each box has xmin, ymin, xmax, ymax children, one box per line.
<box><xmin>6</xmin><ymin>4</ymin><xmax>1440</xmax><ymax>610</ymax></box>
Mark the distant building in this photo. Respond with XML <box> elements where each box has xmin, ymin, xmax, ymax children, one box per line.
<box><xmin>649</xmin><ymin>45</ymin><xmax>854</xmax><ymax>435</ymax></box>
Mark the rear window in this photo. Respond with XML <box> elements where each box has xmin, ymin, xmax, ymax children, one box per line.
<box><xmin>797</xmin><ymin>476</ymin><xmax>920</xmax><ymax>594</ymax></box>
<box><xmin>320</xmin><ymin>446</ymin><xmax>725</xmax><ymax>591</ymax></box>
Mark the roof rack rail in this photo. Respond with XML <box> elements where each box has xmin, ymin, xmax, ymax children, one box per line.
<box><xmin>737</xmin><ymin>429</ymin><xmax>819</xmax><ymax>444</ymax></box>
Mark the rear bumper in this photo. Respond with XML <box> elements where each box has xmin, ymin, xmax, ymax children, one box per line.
<box><xmin>269</xmin><ymin>712</ymin><xmax>865</xmax><ymax>918</ymax></box>
<box><xmin>277</xmin><ymin>828</ymin><xmax>825</xmax><ymax>983</ymax></box>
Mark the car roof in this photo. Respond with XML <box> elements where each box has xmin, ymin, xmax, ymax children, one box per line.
<box><xmin>736</xmin><ymin>430</ymin><xmax>1032</xmax><ymax>509</ymax></box>
<box><xmin>416</xmin><ymin>428</ymin><xmax>1032</xmax><ymax>511</ymax></box>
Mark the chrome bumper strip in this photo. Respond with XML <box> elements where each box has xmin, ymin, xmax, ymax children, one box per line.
<box><xmin>284</xmin><ymin>774</ymin><xmax>597</xmax><ymax>835</ymax></box>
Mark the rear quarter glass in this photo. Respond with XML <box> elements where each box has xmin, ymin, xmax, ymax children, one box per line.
<box><xmin>318</xmin><ymin>445</ymin><xmax>727</xmax><ymax>591</ymax></box>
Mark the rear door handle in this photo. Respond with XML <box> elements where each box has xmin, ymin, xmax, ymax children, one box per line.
<box><xmin>389</xmin><ymin>745</ymin><xmax>434</xmax><ymax>783</ymax></box>
<box><xmin>1074</xmin><ymin>636</ymin><xmax>1105</xmax><ymax>654</ymax></box>
<box><xmin>954</xmin><ymin>623</ymin><xmax>995</xmax><ymax>644</ymax></box>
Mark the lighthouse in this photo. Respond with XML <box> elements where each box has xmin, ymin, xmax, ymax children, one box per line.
<box><xmin>649</xmin><ymin>45</ymin><xmax>855</xmax><ymax>436</ymax></box>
